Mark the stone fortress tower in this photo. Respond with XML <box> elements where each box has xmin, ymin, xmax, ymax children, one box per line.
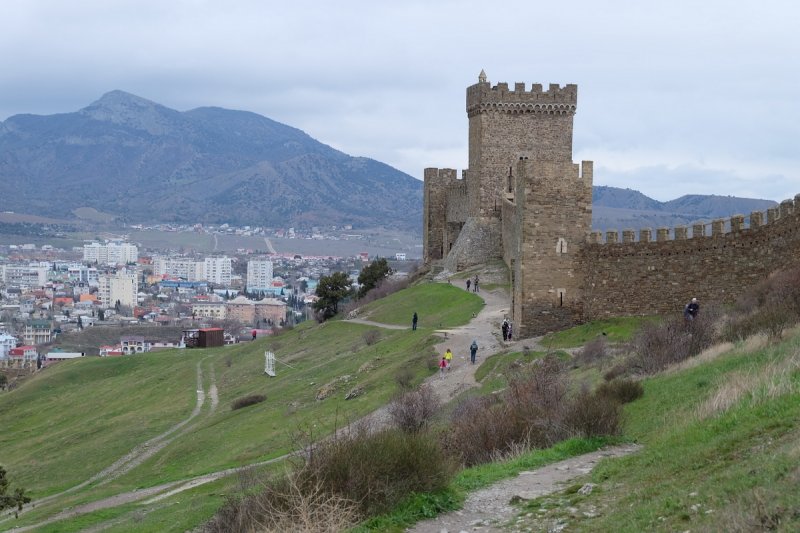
<box><xmin>424</xmin><ymin>71</ymin><xmax>800</xmax><ymax>337</ymax></box>
<box><xmin>424</xmin><ymin>71</ymin><xmax>593</xmax><ymax>335</ymax></box>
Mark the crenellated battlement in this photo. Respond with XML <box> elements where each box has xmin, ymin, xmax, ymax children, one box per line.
<box><xmin>467</xmin><ymin>75</ymin><xmax>577</xmax><ymax>118</ymax></box>
<box><xmin>467</xmin><ymin>81</ymin><xmax>578</xmax><ymax>117</ymax></box>
<box><xmin>587</xmin><ymin>195</ymin><xmax>796</xmax><ymax>247</ymax></box>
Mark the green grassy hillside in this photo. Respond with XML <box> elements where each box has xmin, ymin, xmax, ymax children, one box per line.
<box><xmin>0</xmin><ymin>283</ymin><xmax>481</xmax><ymax>532</ymax></box>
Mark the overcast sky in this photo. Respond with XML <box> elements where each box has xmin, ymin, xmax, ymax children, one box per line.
<box><xmin>2</xmin><ymin>0</ymin><xmax>798</xmax><ymax>202</ymax></box>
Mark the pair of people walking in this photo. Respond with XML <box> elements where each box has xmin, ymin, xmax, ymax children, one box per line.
<box><xmin>501</xmin><ymin>318</ymin><xmax>513</xmax><ymax>342</ymax></box>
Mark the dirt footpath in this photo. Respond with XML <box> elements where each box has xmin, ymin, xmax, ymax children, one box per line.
<box><xmin>408</xmin><ymin>444</ymin><xmax>641</xmax><ymax>532</ymax></box>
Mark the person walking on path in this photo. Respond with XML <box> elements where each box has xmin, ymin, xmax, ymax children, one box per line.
<box><xmin>439</xmin><ymin>356</ymin><xmax>447</xmax><ymax>378</ymax></box>
<box><xmin>412</xmin><ymin>312</ymin><xmax>418</xmax><ymax>331</ymax></box>
<box><xmin>444</xmin><ymin>348</ymin><xmax>453</xmax><ymax>371</ymax></box>
<box><xmin>470</xmin><ymin>340</ymin><xmax>478</xmax><ymax>365</ymax></box>
<box><xmin>466</xmin><ymin>278</ymin><xmax>471</xmax><ymax>291</ymax></box>
<box><xmin>473</xmin><ymin>275</ymin><xmax>480</xmax><ymax>293</ymax></box>
<box><xmin>501</xmin><ymin>319</ymin><xmax>509</xmax><ymax>342</ymax></box>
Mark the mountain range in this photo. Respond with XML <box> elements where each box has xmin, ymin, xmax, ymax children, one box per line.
<box><xmin>592</xmin><ymin>186</ymin><xmax>777</xmax><ymax>231</ymax></box>
<box><xmin>0</xmin><ymin>91</ymin><xmax>423</xmax><ymax>231</ymax></box>
<box><xmin>0</xmin><ymin>91</ymin><xmax>777</xmax><ymax>233</ymax></box>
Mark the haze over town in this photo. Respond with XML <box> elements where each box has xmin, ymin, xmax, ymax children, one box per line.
<box><xmin>2</xmin><ymin>0</ymin><xmax>799</xmax><ymax>202</ymax></box>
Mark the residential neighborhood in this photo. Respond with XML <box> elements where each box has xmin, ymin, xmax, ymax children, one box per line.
<box><xmin>0</xmin><ymin>233</ymin><xmax>415</xmax><ymax>381</ymax></box>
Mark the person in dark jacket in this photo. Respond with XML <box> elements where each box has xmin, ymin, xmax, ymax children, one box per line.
<box><xmin>684</xmin><ymin>298</ymin><xmax>700</xmax><ymax>321</ymax></box>
<box><xmin>469</xmin><ymin>340</ymin><xmax>478</xmax><ymax>364</ymax></box>
<box><xmin>412</xmin><ymin>312</ymin><xmax>418</xmax><ymax>331</ymax></box>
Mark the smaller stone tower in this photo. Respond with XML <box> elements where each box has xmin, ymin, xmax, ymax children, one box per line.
<box><xmin>509</xmin><ymin>159</ymin><xmax>593</xmax><ymax>337</ymax></box>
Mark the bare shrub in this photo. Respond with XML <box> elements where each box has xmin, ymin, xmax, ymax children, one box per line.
<box><xmin>362</xmin><ymin>329</ymin><xmax>381</xmax><ymax>346</ymax></box>
<box><xmin>631</xmin><ymin>307</ymin><xmax>719</xmax><ymax>374</ymax></box>
<box><xmin>596</xmin><ymin>378</ymin><xmax>644</xmax><ymax>404</ymax></box>
<box><xmin>575</xmin><ymin>336</ymin><xmax>607</xmax><ymax>366</ymax></box>
<box><xmin>302</xmin><ymin>425</ymin><xmax>454</xmax><ymax>516</ymax></box>
<box><xmin>564</xmin><ymin>385</ymin><xmax>622</xmax><ymax>438</ymax></box>
<box><xmin>444</xmin><ymin>395</ymin><xmax>521</xmax><ymax>466</ymax></box>
<box><xmin>394</xmin><ymin>366</ymin><xmax>414</xmax><ymax>391</ymax></box>
<box><xmin>603</xmin><ymin>363</ymin><xmax>628</xmax><ymax>381</ymax></box>
<box><xmin>725</xmin><ymin>266</ymin><xmax>800</xmax><ymax>342</ymax></box>
<box><xmin>231</xmin><ymin>394</ymin><xmax>266</xmax><ymax>410</ymax></box>
<box><xmin>224</xmin><ymin>356</ymin><xmax>233</xmax><ymax>368</ymax></box>
<box><xmin>445</xmin><ymin>355</ymin><xmax>570</xmax><ymax>466</ymax></box>
<box><xmin>203</xmin><ymin>472</ymin><xmax>360</xmax><ymax>533</ymax></box>
<box><xmin>388</xmin><ymin>385</ymin><xmax>440</xmax><ymax>433</ymax></box>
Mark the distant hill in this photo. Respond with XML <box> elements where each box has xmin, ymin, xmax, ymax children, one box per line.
<box><xmin>0</xmin><ymin>92</ymin><xmax>777</xmax><ymax>234</ymax></box>
<box><xmin>592</xmin><ymin>186</ymin><xmax>777</xmax><ymax>231</ymax></box>
<box><xmin>0</xmin><ymin>91</ymin><xmax>423</xmax><ymax>231</ymax></box>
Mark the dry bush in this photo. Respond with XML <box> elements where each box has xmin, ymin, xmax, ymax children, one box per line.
<box><xmin>445</xmin><ymin>355</ymin><xmax>570</xmax><ymax>466</ymax></box>
<box><xmin>603</xmin><ymin>363</ymin><xmax>628</xmax><ymax>381</ymax></box>
<box><xmin>631</xmin><ymin>307</ymin><xmax>719</xmax><ymax>374</ymax></box>
<box><xmin>388</xmin><ymin>385</ymin><xmax>440</xmax><ymax>433</ymax></box>
<box><xmin>725</xmin><ymin>266</ymin><xmax>800</xmax><ymax>343</ymax></box>
<box><xmin>564</xmin><ymin>385</ymin><xmax>623</xmax><ymax>438</ymax></box>
<box><xmin>596</xmin><ymin>378</ymin><xmax>644</xmax><ymax>404</ymax></box>
<box><xmin>302</xmin><ymin>425</ymin><xmax>454</xmax><ymax>516</ymax></box>
<box><xmin>362</xmin><ymin>329</ymin><xmax>381</xmax><ymax>346</ymax></box>
<box><xmin>443</xmin><ymin>395</ymin><xmax>523</xmax><ymax>466</ymax></box>
<box><xmin>231</xmin><ymin>394</ymin><xmax>266</xmax><ymax>410</ymax></box>
<box><xmin>393</xmin><ymin>366</ymin><xmax>414</xmax><ymax>391</ymax></box>
<box><xmin>203</xmin><ymin>471</ymin><xmax>360</xmax><ymax>533</ymax></box>
<box><xmin>575</xmin><ymin>336</ymin><xmax>607</xmax><ymax>366</ymax></box>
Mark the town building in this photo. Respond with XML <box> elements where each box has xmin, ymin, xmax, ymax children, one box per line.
<box><xmin>191</xmin><ymin>302</ymin><xmax>227</xmax><ymax>320</ymax></box>
<box><xmin>152</xmin><ymin>256</ymin><xmax>206</xmax><ymax>281</ymax></box>
<box><xmin>246</xmin><ymin>259</ymin><xmax>274</xmax><ymax>293</ymax></box>
<box><xmin>226</xmin><ymin>296</ymin><xmax>286</xmax><ymax>326</ymax></box>
<box><xmin>98</xmin><ymin>269</ymin><xmax>138</xmax><ymax>310</ymax></box>
<box><xmin>1</xmin><ymin>264</ymin><xmax>49</xmax><ymax>288</ymax></box>
<box><xmin>204</xmin><ymin>256</ymin><xmax>232</xmax><ymax>285</ymax></box>
<box><xmin>22</xmin><ymin>320</ymin><xmax>52</xmax><ymax>345</ymax></box>
<box><xmin>83</xmin><ymin>242</ymin><xmax>138</xmax><ymax>265</ymax></box>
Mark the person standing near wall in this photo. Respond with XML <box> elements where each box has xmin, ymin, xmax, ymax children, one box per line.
<box><xmin>684</xmin><ymin>298</ymin><xmax>700</xmax><ymax>321</ymax></box>
<box><xmin>466</xmin><ymin>279</ymin><xmax>471</xmax><ymax>291</ymax></box>
<box><xmin>473</xmin><ymin>275</ymin><xmax>480</xmax><ymax>292</ymax></box>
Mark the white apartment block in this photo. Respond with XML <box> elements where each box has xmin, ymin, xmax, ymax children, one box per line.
<box><xmin>153</xmin><ymin>257</ymin><xmax>206</xmax><ymax>281</ymax></box>
<box><xmin>83</xmin><ymin>242</ymin><xmax>138</xmax><ymax>265</ymax></box>
<box><xmin>204</xmin><ymin>257</ymin><xmax>232</xmax><ymax>285</ymax></box>
<box><xmin>0</xmin><ymin>333</ymin><xmax>17</xmax><ymax>361</ymax></box>
<box><xmin>1</xmin><ymin>265</ymin><xmax>49</xmax><ymax>288</ymax></box>
<box><xmin>246</xmin><ymin>259</ymin><xmax>274</xmax><ymax>292</ymax></box>
<box><xmin>98</xmin><ymin>269</ymin><xmax>138</xmax><ymax>310</ymax></box>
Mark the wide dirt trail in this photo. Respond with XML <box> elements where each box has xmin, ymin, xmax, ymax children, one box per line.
<box><xmin>424</xmin><ymin>287</ymin><xmax>538</xmax><ymax>404</ymax></box>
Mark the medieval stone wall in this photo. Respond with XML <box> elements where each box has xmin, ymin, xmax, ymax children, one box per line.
<box><xmin>580</xmin><ymin>197</ymin><xmax>800</xmax><ymax>319</ymax></box>
<box><xmin>515</xmin><ymin>159</ymin><xmax>593</xmax><ymax>336</ymax></box>
<box><xmin>423</xmin><ymin>168</ymin><xmax>458</xmax><ymax>263</ymax></box>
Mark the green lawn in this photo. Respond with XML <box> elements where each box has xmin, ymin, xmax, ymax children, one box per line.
<box><xmin>359</xmin><ymin>283</ymin><xmax>484</xmax><ymax>329</ymax></box>
<box><xmin>0</xmin><ymin>281</ymin><xmax>481</xmax><ymax>532</ymax></box>
<box><xmin>540</xmin><ymin>316</ymin><xmax>657</xmax><ymax>348</ymax></box>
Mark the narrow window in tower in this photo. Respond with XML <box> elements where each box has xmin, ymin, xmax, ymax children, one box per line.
<box><xmin>556</xmin><ymin>237</ymin><xmax>568</xmax><ymax>255</ymax></box>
